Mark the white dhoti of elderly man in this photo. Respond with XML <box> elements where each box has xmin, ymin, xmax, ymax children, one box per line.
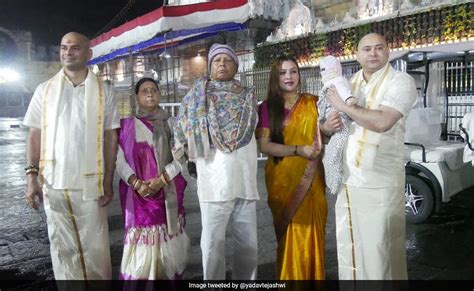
<box><xmin>325</xmin><ymin>33</ymin><xmax>418</xmax><ymax>280</ymax></box>
<box><xmin>23</xmin><ymin>32</ymin><xmax>120</xmax><ymax>280</ymax></box>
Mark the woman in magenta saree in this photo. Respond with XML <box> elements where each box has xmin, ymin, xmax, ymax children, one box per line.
<box><xmin>116</xmin><ymin>78</ymin><xmax>190</xmax><ymax>280</ymax></box>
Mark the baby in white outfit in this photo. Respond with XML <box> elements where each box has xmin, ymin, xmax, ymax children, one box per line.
<box><xmin>317</xmin><ymin>56</ymin><xmax>355</xmax><ymax>195</ymax></box>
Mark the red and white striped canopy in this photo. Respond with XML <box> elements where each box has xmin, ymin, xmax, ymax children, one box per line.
<box><xmin>90</xmin><ymin>0</ymin><xmax>249</xmax><ymax>64</ymax></box>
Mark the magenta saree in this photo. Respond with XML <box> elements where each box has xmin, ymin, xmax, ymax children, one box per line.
<box><xmin>118</xmin><ymin>117</ymin><xmax>190</xmax><ymax>280</ymax></box>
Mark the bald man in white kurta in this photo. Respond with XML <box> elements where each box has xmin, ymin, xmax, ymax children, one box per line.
<box><xmin>325</xmin><ymin>33</ymin><xmax>417</xmax><ymax>279</ymax></box>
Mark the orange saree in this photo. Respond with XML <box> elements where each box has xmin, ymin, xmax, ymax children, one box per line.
<box><xmin>256</xmin><ymin>94</ymin><xmax>327</xmax><ymax>280</ymax></box>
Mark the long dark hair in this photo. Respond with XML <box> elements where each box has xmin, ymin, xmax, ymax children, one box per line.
<box><xmin>266</xmin><ymin>55</ymin><xmax>301</xmax><ymax>163</ymax></box>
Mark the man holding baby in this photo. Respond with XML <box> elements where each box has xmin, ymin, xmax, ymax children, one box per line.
<box><xmin>326</xmin><ymin>32</ymin><xmax>417</xmax><ymax>280</ymax></box>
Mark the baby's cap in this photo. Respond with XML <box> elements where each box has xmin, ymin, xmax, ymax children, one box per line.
<box><xmin>320</xmin><ymin>55</ymin><xmax>342</xmax><ymax>83</ymax></box>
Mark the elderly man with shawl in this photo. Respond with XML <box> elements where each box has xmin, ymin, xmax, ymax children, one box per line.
<box><xmin>174</xmin><ymin>44</ymin><xmax>259</xmax><ymax>280</ymax></box>
<box><xmin>23</xmin><ymin>32</ymin><xmax>119</xmax><ymax>279</ymax></box>
<box><xmin>326</xmin><ymin>33</ymin><xmax>417</xmax><ymax>280</ymax></box>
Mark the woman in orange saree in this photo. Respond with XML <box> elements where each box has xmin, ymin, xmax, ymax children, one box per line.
<box><xmin>256</xmin><ymin>56</ymin><xmax>341</xmax><ymax>280</ymax></box>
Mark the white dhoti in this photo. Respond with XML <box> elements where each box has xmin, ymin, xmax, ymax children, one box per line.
<box><xmin>199</xmin><ymin>199</ymin><xmax>258</xmax><ymax>280</ymax></box>
<box><xmin>43</xmin><ymin>186</ymin><xmax>112</xmax><ymax>280</ymax></box>
<box><xmin>335</xmin><ymin>184</ymin><xmax>407</xmax><ymax>280</ymax></box>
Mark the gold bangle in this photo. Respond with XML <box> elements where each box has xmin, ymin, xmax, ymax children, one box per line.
<box><xmin>133</xmin><ymin>179</ymin><xmax>142</xmax><ymax>190</ymax></box>
<box><xmin>160</xmin><ymin>174</ymin><xmax>169</xmax><ymax>186</ymax></box>
<box><xmin>163</xmin><ymin>171</ymin><xmax>170</xmax><ymax>184</ymax></box>
<box><xmin>137</xmin><ymin>180</ymin><xmax>143</xmax><ymax>190</ymax></box>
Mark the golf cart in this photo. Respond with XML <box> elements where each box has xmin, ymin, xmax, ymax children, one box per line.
<box><xmin>400</xmin><ymin>44</ymin><xmax>474</xmax><ymax>223</ymax></box>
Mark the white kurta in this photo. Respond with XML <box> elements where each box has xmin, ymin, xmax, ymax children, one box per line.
<box><xmin>336</xmin><ymin>64</ymin><xmax>417</xmax><ymax>280</ymax></box>
<box><xmin>23</xmin><ymin>71</ymin><xmax>120</xmax><ymax>189</ymax></box>
<box><xmin>23</xmin><ymin>70</ymin><xmax>120</xmax><ymax>280</ymax></box>
<box><xmin>195</xmin><ymin>136</ymin><xmax>259</xmax><ymax>202</ymax></box>
<box><xmin>195</xmin><ymin>136</ymin><xmax>259</xmax><ymax>280</ymax></box>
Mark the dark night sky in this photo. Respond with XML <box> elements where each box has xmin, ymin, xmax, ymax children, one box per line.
<box><xmin>0</xmin><ymin>0</ymin><xmax>164</xmax><ymax>45</ymax></box>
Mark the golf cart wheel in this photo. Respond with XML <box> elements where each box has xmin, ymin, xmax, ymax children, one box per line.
<box><xmin>405</xmin><ymin>175</ymin><xmax>434</xmax><ymax>224</ymax></box>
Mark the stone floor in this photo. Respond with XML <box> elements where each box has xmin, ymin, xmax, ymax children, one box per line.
<box><xmin>1</xmin><ymin>118</ymin><xmax>474</xmax><ymax>287</ymax></box>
